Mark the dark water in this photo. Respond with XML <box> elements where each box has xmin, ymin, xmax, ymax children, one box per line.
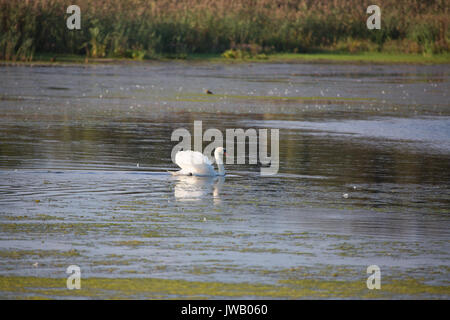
<box><xmin>0</xmin><ymin>62</ymin><xmax>449</xmax><ymax>297</ymax></box>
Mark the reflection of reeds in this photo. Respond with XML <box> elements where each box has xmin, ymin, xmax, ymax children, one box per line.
<box><xmin>0</xmin><ymin>0</ymin><xmax>448</xmax><ymax>61</ymax></box>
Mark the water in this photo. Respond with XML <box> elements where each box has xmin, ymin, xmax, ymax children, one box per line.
<box><xmin>0</xmin><ymin>62</ymin><xmax>449</xmax><ymax>298</ymax></box>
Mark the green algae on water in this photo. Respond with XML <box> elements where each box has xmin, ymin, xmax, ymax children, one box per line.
<box><xmin>0</xmin><ymin>275</ymin><xmax>448</xmax><ymax>299</ymax></box>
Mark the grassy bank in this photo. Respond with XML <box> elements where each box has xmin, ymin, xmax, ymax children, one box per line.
<box><xmin>0</xmin><ymin>0</ymin><xmax>448</xmax><ymax>62</ymax></box>
<box><xmin>1</xmin><ymin>52</ymin><xmax>449</xmax><ymax>66</ymax></box>
<box><xmin>191</xmin><ymin>52</ymin><xmax>450</xmax><ymax>64</ymax></box>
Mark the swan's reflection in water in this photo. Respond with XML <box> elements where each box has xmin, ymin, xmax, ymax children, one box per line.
<box><xmin>173</xmin><ymin>175</ymin><xmax>225</xmax><ymax>204</ymax></box>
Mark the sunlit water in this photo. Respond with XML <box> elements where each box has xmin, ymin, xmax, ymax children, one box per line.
<box><xmin>0</xmin><ymin>62</ymin><xmax>449</xmax><ymax>297</ymax></box>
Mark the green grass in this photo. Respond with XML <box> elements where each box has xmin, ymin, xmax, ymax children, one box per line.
<box><xmin>2</xmin><ymin>52</ymin><xmax>449</xmax><ymax>66</ymax></box>
<box><xmin>189</xmin><ymin>52</ymin><xmax>450</xmax><ymax>64</ymax></box>
<box><xmin>265</xmin><ymin>52</ymin><xmax>450</xmax><ymax>64</ymax></box>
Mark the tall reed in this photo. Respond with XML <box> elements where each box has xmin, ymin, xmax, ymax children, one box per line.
<box><xmin>0</xmin><ymin>0</ymin><xmax>448</xmax><ymax>61</ymax></box>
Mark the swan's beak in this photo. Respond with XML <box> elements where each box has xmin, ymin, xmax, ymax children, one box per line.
<box><xmin>223</xmin><ymin>151</ymin><xmax>227</xmax><ymax>156</ymax></box>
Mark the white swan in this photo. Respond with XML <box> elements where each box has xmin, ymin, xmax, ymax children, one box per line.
<box><xmin>171</xmin><ymin>147</ymin><xmax>226</xmax><ymax>176</ymax></box>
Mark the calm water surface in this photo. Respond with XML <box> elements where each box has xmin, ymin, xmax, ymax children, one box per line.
<box><xmin>0</xmin><ymin>62</ymin><xmax>449</xmax><ymax>298</ymax></box>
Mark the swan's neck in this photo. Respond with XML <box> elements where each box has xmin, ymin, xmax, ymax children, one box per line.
<box><xmin>215</xmin><ymin>155</ymin><xmax>225</xmax><ymax>176</ymax></box>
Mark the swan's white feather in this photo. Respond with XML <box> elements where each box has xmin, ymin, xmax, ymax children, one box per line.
<box><xmin>174</xmin><ymin>150</ymin><xmax>216</xmax><ymax>176</ymax></box>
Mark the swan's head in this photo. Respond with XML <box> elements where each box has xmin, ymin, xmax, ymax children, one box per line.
<box><xmin>214</xmin><ymin>147</ymin><xmax>227</xmax><ymax>160</ymax></box>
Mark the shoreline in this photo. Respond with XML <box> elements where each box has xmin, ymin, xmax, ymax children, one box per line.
<box><xmin>1</xmin><ymin>52</ymin><xmax>449</xmax><ymax>67</ymax></box>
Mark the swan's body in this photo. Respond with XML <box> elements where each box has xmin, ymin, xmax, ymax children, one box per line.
<box><xmin>171</xmin><ymin>147</ymin><xmax>226</xmax><ymax>177</ymax></box>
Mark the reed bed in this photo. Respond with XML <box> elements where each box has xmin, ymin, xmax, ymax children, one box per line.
<box><xmin>0</xmin><ymin>0</ymin><xmax>448</xmax><ymax>61</ymax></box>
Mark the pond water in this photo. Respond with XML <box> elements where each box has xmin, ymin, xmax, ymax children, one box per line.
<box><xmin>0</xmin><ymin>62</ymin><xmax>449</xmax><ymax>298</ymax></box>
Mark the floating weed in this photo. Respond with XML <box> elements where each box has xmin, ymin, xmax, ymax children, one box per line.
<box><xmin>113</xmin><ymin>240</ymin><xmax>146</xmax><ymax>247</ymax></box>
<box><xmin>325</xmin><ymin>234</ymin><xmax>352</xmax><ymax>240</ymax></box>
<box><xmin>188</xmin><ymin>267</ymin><xmax>215</xmax><ymax>275</ymax></box>
<box><xmin>0</xmin><ymin>275</ymin><xmax>448</xmax><ymax>299</ymax></box>
<box><xmin>238</xmin><ymin>247</ymin><xmax>281</xmax><ymax>254</ymax></box>
<box><xmin>91</xmin><ymin>259</ymin><xmax>132</xmax><ymax>266</ymax></box>
<box><xmin>141</xmin><ymin>231</ymin><xmax>162</xmax><ymax>238</ymax></box>
<box><xmin>34</xmin><ymin>214</ymin><xmax>65</xmax><ymax>221</ymax></box>
<box><xmin>106</xmin><ymin>254</ymin><xmax>124</xmax><ymax>259</ymax></box>
<box><xmin>331</xmin><ymin>242</ymin><xmax>360</xmax><ymax>257</ymax></box>
<box><xmin>0</xmin><ymin>249</ymin><xmax>81</xmax><ymax>259</ymax></box>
